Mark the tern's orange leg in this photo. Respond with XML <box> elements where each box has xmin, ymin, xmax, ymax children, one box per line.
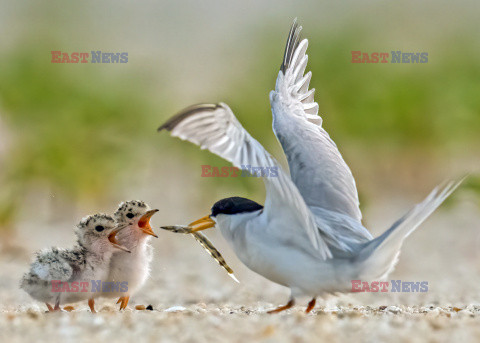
<box><xmin>116</xmin><ymin>296</ymin><xmax>130</xmax><ymax>310</ymax></box>
<box><xmin>267</xmin><ymin>299</ymin><xmax>295</xmax><ymax>314</ymax></box>
<box><xmin>46</xmin><ymin>303</ymin><xmax>54</xmax><ymax>312</ymax></box>
<box><xmin>88</xmin><ymin>299</ymin><xmax>96</xmax><ymax>313</ymax></box>
<box><xmin>305</xmin><ymin>298</ymin><xmax>316</xmax><ymax>313</ymax></box>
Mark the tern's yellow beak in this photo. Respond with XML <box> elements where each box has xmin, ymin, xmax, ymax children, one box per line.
<box><xmin>138</xmin><ymin>209</ymin><xmax>159</xmax><ymax>237</ymax></box>
<box><xmin>108</xmin><ymin>230</ymin><xmax>131</xmax><ymax>253</ymax></box>
<box><xmin>189</xmin><ymin>215</ymin><xmax>216</xmax><ymax>232</ymax></box>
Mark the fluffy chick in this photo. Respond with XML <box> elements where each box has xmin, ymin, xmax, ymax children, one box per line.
<box><xmin>102</xmin><ymin>200</ymin><xmax>158</xmax><ymax>310</ymax></box>
<box><xmin>20</xmin><ymin>214</ymin><xmax>129</xmax><ymax>312</ymax></box>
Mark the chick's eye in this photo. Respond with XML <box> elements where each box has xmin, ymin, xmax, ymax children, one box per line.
<box><xmin>95</xmin><ymin>225</ymin><xmax>104</xmax><ymax>232</ymax></box>
<box><xmin>126</xmin><ymin>213</ymin><xmax>134</xmax><ymax>219</ymax></box>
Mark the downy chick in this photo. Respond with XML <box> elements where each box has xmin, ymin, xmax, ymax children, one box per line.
<box><xmin>20</xmin><ymin>214</ymin><xmax>129</xmax><ymax>312</ymax></box>
<box><xmin>102</xmin><ymin>201</ymin><xmax>158</xmax><ymax>310</ymax></box>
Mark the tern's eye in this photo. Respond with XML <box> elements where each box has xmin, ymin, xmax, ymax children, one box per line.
<box><xmin>95</xmin><ymin>225</ymin><xmax>105</xmax><ymax>232</ymax></box>
<box><xmin>126</xmin><ymin>213</ymin><xmax>134</xmax><ymax>219</ymax></box>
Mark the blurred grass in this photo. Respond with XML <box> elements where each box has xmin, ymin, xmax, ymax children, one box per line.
<box><xmin>0</xmin><ymin>20</ymin><xmax>479</xmax><ymax>230</ymax></box>
<box><xmin>0</xmin><ymin>43</ymin><xmax>161</xmax><ymax>229</ymax></box>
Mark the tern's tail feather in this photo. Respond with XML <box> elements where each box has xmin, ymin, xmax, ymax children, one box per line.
<box><xmin>356</xmin><ymin>178</ymin><xmax>464</xmax><ymax>281</ymax></box>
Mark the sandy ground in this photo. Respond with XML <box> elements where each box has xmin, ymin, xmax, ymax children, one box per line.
<box><xmin>1</xmin><ymin>194</ymin><xmax>480</xmax><ymax>343</ymax></box>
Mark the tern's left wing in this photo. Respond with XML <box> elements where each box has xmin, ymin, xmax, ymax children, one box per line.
<box><xmin>270</xmin><ymin>20</ymin><xmax>363</xmax><ymax>223</ymax></box>
<box><xmin>159</xmin><ymin>103</ymin><xmax>332</xmax><ymax>259</ymax></box>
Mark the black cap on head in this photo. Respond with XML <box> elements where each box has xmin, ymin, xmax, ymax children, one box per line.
<box><xmin>211</xmin><ymin>197</ymin><xmax>263</xmax><ymax>217</ymax></box>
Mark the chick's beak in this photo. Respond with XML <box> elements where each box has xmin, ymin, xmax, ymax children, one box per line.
<box><xmin>189</xmin><ymin>215</ymin><xmax>216</xmax><ymax>232</ymax></box>
<box><xmin>138</xmin><ymin>209</ymin><xmax>159</xmax><ymax>237</ymax></box>
<box><xmin>108</xmin><ymin>230</ymin><xmax>131</xmax><ymax>253</ymax></box>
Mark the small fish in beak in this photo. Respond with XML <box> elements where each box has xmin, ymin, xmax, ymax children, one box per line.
<box><xmin>191</xmin><ymin>232</ymin><xmax>239</xmax><ymax>283</ymax></box>
<box><xmin>160</xmin><ymin>225</ymin><xmax>192</xmax><ymax>234</ymax></box>
<box><xmin>160</xmin><ymin>216</ymin><xmax>238</xmax><ymax>282</ymax></box>
<box><xmin>160</xmin><ymin>215</ymin><xmax>215</xmax><ymax>233</ymax></box>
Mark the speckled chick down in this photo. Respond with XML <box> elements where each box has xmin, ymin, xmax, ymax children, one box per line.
<box><xmin>20</xmin><ymin>214</ymin><xmax>120</xmax><ymax>307</ymax></box>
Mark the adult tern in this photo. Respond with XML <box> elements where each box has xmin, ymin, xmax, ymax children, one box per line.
<box><xmin>158</xmin><ymin>19</ymin><xmax>463</xmax><ymax>313</ymax></box>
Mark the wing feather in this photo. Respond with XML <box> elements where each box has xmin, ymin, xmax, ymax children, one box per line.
<box><xmin>270</xmin><ymin>20</ymin><xmax>364</xmax><ymax>224</ymax></box>
<box><xmin>159</xmin><ymin>103</ymin><xmax>332</xmax><ymax>259</ymax></box>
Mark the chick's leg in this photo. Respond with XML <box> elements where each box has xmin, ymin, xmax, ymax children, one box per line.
<box><xmin>53</xmin><ymin>296</ymin><xmax>61</xmax><ymax>311</ymax></box>
<box><xmin>46</xmin><ymin>299</ymin><xmax>61</xmax><ymax>312</ymax></box>
<box><xmin>116</xmin><ymin>296</ymin><xmax>130</xmax><ymax>310</ymax></box>
<box><xmin>88</xmin><ymin>298</ymin><xmax>96</xmax><ymax>313</ymax></box>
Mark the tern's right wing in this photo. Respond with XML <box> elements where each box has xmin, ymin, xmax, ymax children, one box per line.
<box><xmin>159</xmin><ymin>103</ymin><xmax>332</xmax><ymax>259</ymax></box>
<box><xmin>270</xmin><ymin>20</ymin><xmax>363</xmax><ymax>223</ymax></box>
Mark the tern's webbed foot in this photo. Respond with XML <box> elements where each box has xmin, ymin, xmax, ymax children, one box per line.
<box><xmin>305</xmin><ymin>298</ymin><xmax>316</xmax><ymax>313</ymax></box>
<box><xmin>267</xmin><ymin>299</ymin><xmax>295</xmax><ymax>314</ymax></box>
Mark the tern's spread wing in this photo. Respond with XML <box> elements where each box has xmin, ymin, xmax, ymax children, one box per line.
<box><xmin>159</xmin><ymin>103</ymin><xmax>332</xmax><ymax>259</ymax></box>
<box><xmin>270</xmin><ymin>20</ymin><xmax>363</xmax><ymax>223</ymax></box>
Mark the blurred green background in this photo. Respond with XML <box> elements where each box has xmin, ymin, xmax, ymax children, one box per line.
<box><xmin>0</xmin><ymin>0</ymin><xmax>479</xmax><ymax>238</ymax></box>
